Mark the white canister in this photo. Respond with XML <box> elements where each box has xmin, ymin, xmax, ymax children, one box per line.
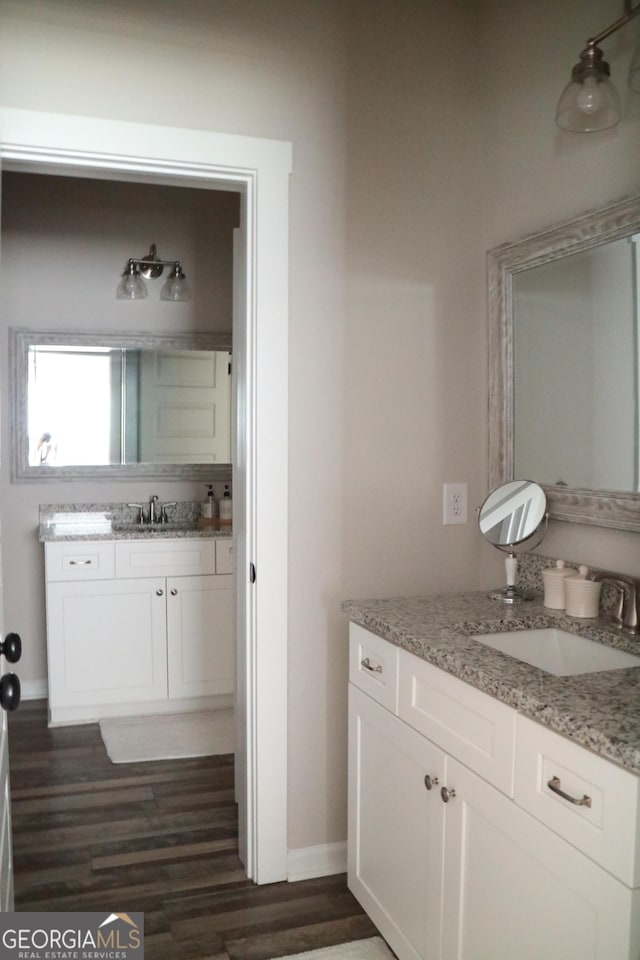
<box><xmin>542</xmin><ymin>560</ymin><xmax>572</xmax><ymax>610</ymax></box>
<box><xmin>564</xmin><ymin>565</ymin><xmax>602</xmax><ymax>619</ymax></box>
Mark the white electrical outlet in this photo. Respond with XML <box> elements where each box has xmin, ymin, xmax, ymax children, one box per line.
<box><xmin>443</xmin><ymin>482</ymin><xmax>468</xmax><ymax>525</ymax></box>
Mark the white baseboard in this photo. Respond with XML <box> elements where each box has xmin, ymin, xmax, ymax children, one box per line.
<box><xmin>287</xmin><ymin>841</ymin><xmax>347</xmax><ymax>882</ymax></box>
<box><xmin>19</xmin><ymin>679</ymin><xmax>47</xmax><ymax>701</ymax></box>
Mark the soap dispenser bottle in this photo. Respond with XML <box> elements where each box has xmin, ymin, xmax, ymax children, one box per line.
<box><xmin>219</xmin><ymin>484</ymin><xmax>232</xmax><ymax>525</ymax></box>
<box><xmin>201</xmin><ymin>484</ymin><xmax>216</xmax><ymax>521</ymax></box>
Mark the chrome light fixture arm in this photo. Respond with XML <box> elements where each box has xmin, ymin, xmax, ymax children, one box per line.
<box><xmin>126</xmin><ymin>243</ymin><xmax>183</xmax><ymax>279</ymax></box>
<box><xmin>588</xmin><ymin>0</ymin><xmax>640</xmax><ymax>47</ymax></box>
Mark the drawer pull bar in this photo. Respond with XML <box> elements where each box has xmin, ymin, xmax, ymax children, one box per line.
<box><xmin>361</xmin><ymin>658</ymin><xmax>382</xmax><ymax>674</ymax></box>
<box><xmin>69</xmin><ymin>560</ymin><xmax>92</xmax><ymax>566</ymax></box>
<box><xmin>547</xmin><ymin>776</ymin><xmax>592</xmax><ymax>808</ymax></box>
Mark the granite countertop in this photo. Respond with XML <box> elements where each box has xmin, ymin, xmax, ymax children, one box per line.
<box><xmin>343</xmin><ymin>591</ymin><xmax>640</xmax><ymax>775</ymax></box>
<box><xmin>38</xmin><ymin>502</ymin><xmax>232</xmax><ymax>542</ymax></box>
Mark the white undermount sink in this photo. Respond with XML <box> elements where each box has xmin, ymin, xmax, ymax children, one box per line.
<box><xmin>472</xmin><ymin>628</ymin><xmax>640</xmax><ymax>676</ymax></box>
<box><xmin>111</xmin><ymin>520</ymin><xmax>199</xmax><ymax>534</ymax></box>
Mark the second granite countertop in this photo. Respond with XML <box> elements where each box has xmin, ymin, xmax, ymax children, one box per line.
<box><xmin>343</xmin><ymin>591</ymin><xmax>640</xmax><ymax>776</ymax></box>
<box><xmin>38</xmin><ymin>502</ymin><xmax>232</xmax><ymax>542</ymax></box>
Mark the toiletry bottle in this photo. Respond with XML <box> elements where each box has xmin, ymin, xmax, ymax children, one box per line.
<box><xmin>219</xmin><ymin>484</ymin><xmax>232</xmax><ymax>525</ymax></box>
<box><xmin>201</xmin><ymin>484</ymin><xmax>215</xmax><ymax>520</ymax></box>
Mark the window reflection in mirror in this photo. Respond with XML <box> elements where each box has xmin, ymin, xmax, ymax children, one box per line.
<box><xmin>27</xmin><ymin>344</ymin><xmax>231</xmax><ymax>468</ymax></box>
<box><xmin>11</xmin><ymin>329</ymin><xmax>233</xmax><ymax>482</ymax></box>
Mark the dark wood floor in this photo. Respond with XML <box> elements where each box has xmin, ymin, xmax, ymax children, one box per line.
<box><xmin>7</xmin><ymin>700</ymin><xmax>378</xmax><ymax>959</ymax></box>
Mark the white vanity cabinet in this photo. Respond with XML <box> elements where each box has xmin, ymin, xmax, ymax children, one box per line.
<box><xmin>166</xmin><ymin>573</ymin><xmax>234</xmax><ymax>699</ymax></box>
<box><xmin>44</xmin><ymin>537</ymin><xmax>234</xmax><ymax>724</ymax></box>
<box><xmin>348</xmin><ymin>623</ymin><xmax>640</xmax><ymax>960</ymax></box>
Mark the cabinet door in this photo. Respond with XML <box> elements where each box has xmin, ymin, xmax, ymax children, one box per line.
<box><xmin>166</xmin><ymin>574</ymin><xmax>234</xmax><ymax>698</ymax></box>
<box><xmin>348</xmin><ymin>684</ymin><xmax>445</xmax><ymax>960</ymax></box>
<box><xmin>441</xmin><ymin>756</ymin><xmax>637</xmax><ymax>960</ymax></box>
<box><xmin>46</xmin><ymin>578</ymin><xmax>168</xmax><ymax>712</ymax></box>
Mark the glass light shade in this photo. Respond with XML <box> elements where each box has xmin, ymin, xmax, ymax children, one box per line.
<box><xmin>160</xmin><ymin>266</ymin><xmax>191</xmax><ymax>302</ymax></box>
<box><xmin>629</xmin><ymin>41</ymin><xmax>640</xmax><ymax>92</ymax></box>
<box><xmin>116</xmin><ymin>267</ymin><xmax>148</xmax><ymax>300</ymax></box>
<box><xmin>556</xmin><ymin>74</ymin><xmax>621</xmax><ymax>132</ymax></box>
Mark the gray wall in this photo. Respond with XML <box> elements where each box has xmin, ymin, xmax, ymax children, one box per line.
<box><xmin>0</xmin><ymin>0</ymin><xmax>638</xmax><ymax>856</ymax></box>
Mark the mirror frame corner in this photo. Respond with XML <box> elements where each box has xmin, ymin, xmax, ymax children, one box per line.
<box><xmin>9</xmin><ymin>327</ymin><xmax>233</xmax><ymax>483</ymax></box>
<box><xmin>487</xmin><ymin>192</ymin><xmax>640</xmax><ymax>534</ymax></box>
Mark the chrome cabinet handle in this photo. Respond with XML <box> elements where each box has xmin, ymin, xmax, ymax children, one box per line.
<box><xmin>440</xmin><ymin>786</ymin><xmax>456</xmax><ymax>803</ymax></box>
<box><xmin>170</xmin><ymin>588</ymin><xmax>178</xmax><ymax>596</ymax></box>
<box><xmin>361</xmin><ymin>658</ymin><xmax>382</xmax><ymax>674</ymax></box>
<box><xmin>547</xmin><ymin>776</ymin><xmax>592</xmax><ymax>808</ymax></box>
<box><xmin>424</xmin><ymin>774</ymin><xmax>439</xmax><ymax>791</ymax></box>
<box><xmin>69</xmin><ymin>559</ymin><xmax>92</xmax><ymax>566</ymax></box>
<box><xmin>156</xmin><ymin>589</ymin><xmax>164</xmax><ymax>597</ymax></box>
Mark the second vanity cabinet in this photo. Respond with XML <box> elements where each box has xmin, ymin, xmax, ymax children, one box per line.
<box><xmin>45</xmin><ymin>537</ymin><xmax>234</xmax><ymax>724</ymax></box>
<box><xmin>348</xmin><ymin>623</ymin><xmax>640</xmax><ymax>960</ymax></box>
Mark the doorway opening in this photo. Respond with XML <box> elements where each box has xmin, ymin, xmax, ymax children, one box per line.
<box><xmin>0</xmin><ymin>108</ymin><xmax>291</xmax><ymax>885</ymax></box>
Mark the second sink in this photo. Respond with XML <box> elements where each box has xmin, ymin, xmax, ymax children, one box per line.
<box><xmin>111</xmin><ymin>520</ymin><xmax>199</xmax><ymax>534</ymax></box>
<box><xmin>472</xmin><ymin>628</ymin><xmax>640</xmax><ymax>676</ymax></box>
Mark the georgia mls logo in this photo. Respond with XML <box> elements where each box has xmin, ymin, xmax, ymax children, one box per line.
<box><xmin>0</xmin><ymin>911</ymin><xmax>144</xmax><ymax>959</ymax></box>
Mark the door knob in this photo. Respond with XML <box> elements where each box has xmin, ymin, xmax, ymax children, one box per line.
<box><xmin>0</xmin><ymin>633</ymin><xmax>21</xmax><ymax>664</ymax></box>
<box><xmin>0</xmin><ymin>674</ymin><xmax>20</xmax><ymax>711</ymax></box>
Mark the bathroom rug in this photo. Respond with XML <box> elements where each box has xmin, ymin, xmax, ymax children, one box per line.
<box><xmin>275</xmin><ymin>938</ymin><xmax>395</xmax><ymax>960</ymax></box>
<box><xmin>99</xmin><ymin>707</ymin><xmax>234</xmax><ymax>763</ymax></box>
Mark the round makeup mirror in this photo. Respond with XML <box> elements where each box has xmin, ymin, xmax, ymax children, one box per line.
<box><xmin>478</xmin><ymin>479</ymin><xmax>548</xmax><ymax>603</ymax></box>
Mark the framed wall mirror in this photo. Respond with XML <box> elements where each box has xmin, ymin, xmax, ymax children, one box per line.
<box><xmin>10</xmin><ymin>329</ymin><xmax>233</xmax><ymax>482</ymax></box>
<box><xmin>488</xmin><ymin>193</ymin><xmax>640</xmax><ymax>533</ymax></box>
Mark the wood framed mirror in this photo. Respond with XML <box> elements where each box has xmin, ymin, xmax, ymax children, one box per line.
<box><xmin>10</xmin><ymin>328</ymin><xmax>232</xmax><ymax>482</ymax></box>
<box><xmin>488</xmin><ymin>193</ymin><xmax>640</xmax><ymax>533</ymax></box>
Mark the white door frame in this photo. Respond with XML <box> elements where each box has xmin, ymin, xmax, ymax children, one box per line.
<box><xmin>0</xmin><ymin>107</ymin><xmax>291</xmax><ymax>884</ymax></box>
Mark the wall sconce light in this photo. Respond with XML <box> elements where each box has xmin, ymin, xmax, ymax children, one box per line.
<box><xmin>556</xmin><ymin>0</ymin><xmax>640</xmax><ymax>132</ymax></box>
<box><xmin>116</xmin><ymin>243</ymin><xmax>192</xmax><ymax>301</ymax></box>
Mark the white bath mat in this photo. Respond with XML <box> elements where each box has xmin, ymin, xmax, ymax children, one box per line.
<box><xmin>277</xmin><ymin>938</ymin><xmax>394</xmax><ymax>960</ymax></box>
<box><xmin>99</xmin><ymin>708</ymin><xmax>235</xmax><ymax>763</ymax></box>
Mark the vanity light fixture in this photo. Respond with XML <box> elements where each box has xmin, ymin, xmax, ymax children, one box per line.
<box><xmin>556</xmin><ymin>0</ymin><xmax>640</xmax><ymax>132</ymax></box>
<box><xmin>116</xmin><ymin>244</ymin><xmax>192</xmax><ymax>301</ymax></box>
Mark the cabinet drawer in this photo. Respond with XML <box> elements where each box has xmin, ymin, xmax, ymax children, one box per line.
<box><xmin>398</xmin><ymin>647</ymin><xmax>516</xmax><ymax>795</ymax></box>
<box><xmin>45</xmin><ymin>541</ymin><xmax>115</xmax><ymax>581</ymax></box>
<box><xmin>216</xmin><ymin>539</ymin><xmax>234</xmax><ymax>574</ymax></box>
<box><xmin>514</xmin><ymin>714</ymin><xmax>640</xmax><ymax>887</ymax></box>
<box><xmin>349</xmin><ymin>624</ymin><xmax>399</xmax><ymax>713</ymax></box>
<box><xmin>115</xmin><ymin>539</ymin><xmax>215</xmax><ymax>578</ymax></box>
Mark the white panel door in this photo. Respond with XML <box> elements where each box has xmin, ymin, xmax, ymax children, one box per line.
<box><xmin>0</xmin><ymin>153</ymin><xmax>16</xmax><ymax>911</ymax></box>
<box><xmin>0</xmin><ymin>715</ymin><xmax>13</xmax><ymax>912</ymax></box>
<box><xmin>442</xmin><ymin>756</ymin><xmax>637</xmax><ymax>960</ymax></box>
<box><xmin>139</xmin><ymin>349</ymin><xmax>231</xmax><ymax>463</ymax></box>
<box><xmin>167</xmin><ymin>574</ymin><xmax>234</xmax><ymax>698</ymax></box>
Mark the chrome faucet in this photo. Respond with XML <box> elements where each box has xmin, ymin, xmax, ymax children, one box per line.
<box><xmin>159</xmin><ymin>501</ymin><xmax>176</xmax><ymax>523</ymax></box>
<box><xmin>148</xmin><ymin>494</ymin><xmax>160</xmax><ymax>524</ymax></box>
<box><xmin>588</xmin><ymin>570</ymin><xmax>639</xmax><ymax>634</ymax></box>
